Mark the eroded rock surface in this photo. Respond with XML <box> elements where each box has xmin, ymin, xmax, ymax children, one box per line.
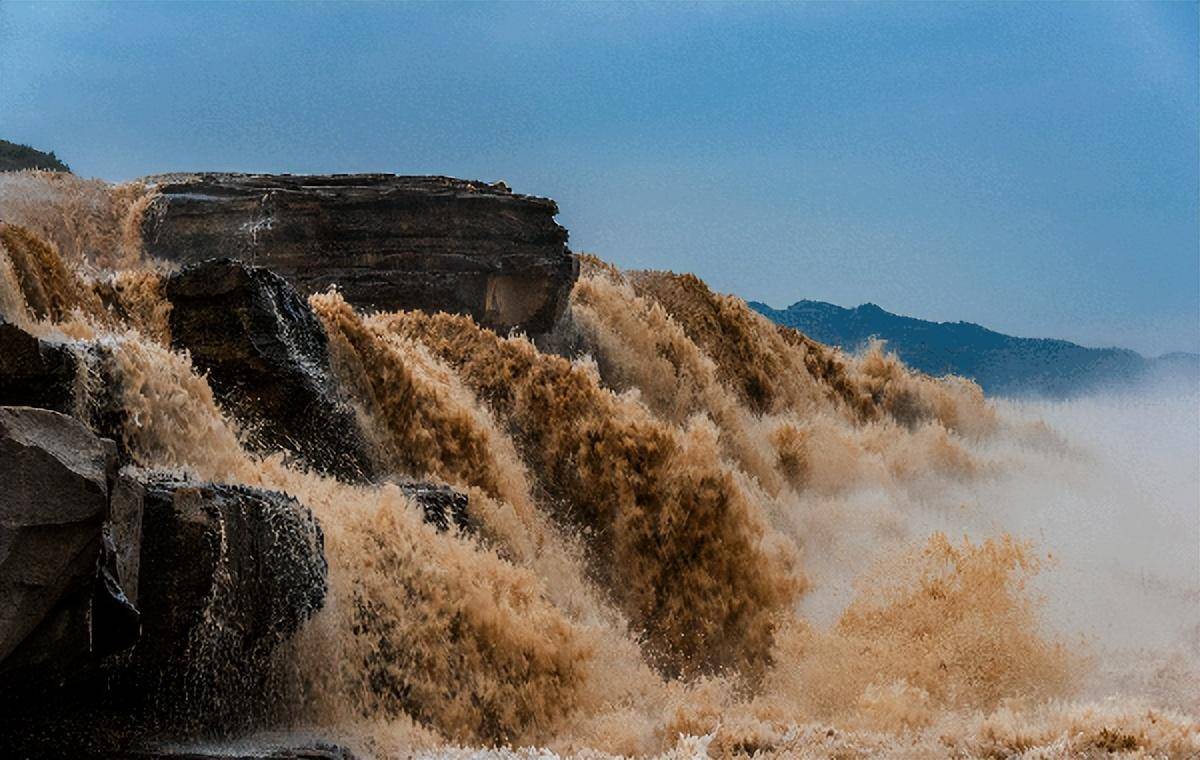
<box><xmin>0</xmin><ymin>406</ymin><xmax>141</xmax><ymax>683</ymax></box>
<box><xmin>127</xmin><ymin>473</ymin><xmax>327</xmax><ymax>723</ymax></box>
<box><xmin>165</xmin><ymin>258</ymin><xmax>375</xmax><ymax>480</ymax></box>
<box><xmin>0</xmin><ymin>319</ymin><xmax>81</xmax><ymax>415</ymax></box>
<box><xmin>138</xmin><ymin>173</ymin><xmax>577</xmax><ymax>336</ymax></box>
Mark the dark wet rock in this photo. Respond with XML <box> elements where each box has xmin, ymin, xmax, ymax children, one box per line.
<box><xmin>139</xmin><ymin>173</ymin><xmax>577</xmax><ymax>336</ymax></box>
<box><xmin>122</xmin><ymin>474</ymin><xmax>327</xmax><ymax>727</ymax></box>
<box><xmin>0</xmin><ymin>320</ymin><xmax>157</xmax><ymax>464</ymax></box>
<box><xmin>0</xmin><ymin>319</ymin><xmax>81</xmax><ymax>415</ymax></box>
<box><xmin>0</xmin><ymin>320</ymin><xmax>126</xmax><ymax>447</ymax></box>
<box><xmin>0</xmin><ymin>469</ymin><xmax>328</xmax><ymax>752</ymax></box>
<box><xmin>164</xmin><ymin>258</ymin><xmax>375</xmax><ymax>481</ymax></box>
<box><xmin>0</xmin><ymin>406</ymin><xmax>141</xmax><ymax>685</ymax></box>
<box><xmin>394</xmin><ymin>480</ymin><xmax>471</xmax><ymax>532</ymax></box>
<box><xmin>106</xmin><ymin>744</ymin><xmax>357</xmax><ymax>760</ymax></box>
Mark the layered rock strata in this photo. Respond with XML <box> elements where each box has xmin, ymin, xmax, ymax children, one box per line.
<box><xmin>139</xmin><ymin>173</ymin><xmax>578</xmax><ymax>336</ymax></box>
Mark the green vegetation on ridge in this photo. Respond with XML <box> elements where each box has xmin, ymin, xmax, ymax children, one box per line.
<box><xmin>0</xmin><ymin>139</ymin><xmax>70</xmax><ymax>173</ymax></box>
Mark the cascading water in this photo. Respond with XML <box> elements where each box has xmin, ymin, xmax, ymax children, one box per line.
<box><xmin>1</xmin><ymin>172</ymin><xmax>1196</xmax><ymax>757</ymax></box>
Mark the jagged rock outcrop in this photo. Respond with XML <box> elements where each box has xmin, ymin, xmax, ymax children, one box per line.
<box><xmin>121</xmin><ymin>474</ymin><xmax>326</xmax><ymax>727</ymax></box>
<box><xmin>165</xmin><ymin>259</ymin><xmax>375</xmax><ymax>480</ymax></box>
<box><xmin>0</xmin><ymin>406</ymin><xmax>141</xmax><ymax>685</ymax></box>
<box><xmin>138</xmin><ymin>173</ymin><xmax>577</xmax><ymax>336</ymax></box>
<box><xmin>0</xmin><ymin>462</ymin><xmax>329</xmax><ymax>752</ymax></box>
<box><xmin>0</xmin><ymin>320</ymin><xmax>141</xmax><ymax>462</ymax></box>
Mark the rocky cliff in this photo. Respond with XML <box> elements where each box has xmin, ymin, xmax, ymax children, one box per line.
<box><xmin>138</xmin><ymin>173</ymin><xmax>577</xmax><ymax>336</ymax></box>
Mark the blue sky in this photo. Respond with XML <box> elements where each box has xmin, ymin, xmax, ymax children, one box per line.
<box><xmin>2</xmin><ymin>1</ymin><xmax>1197</xmax><ymax>355</ymax></box>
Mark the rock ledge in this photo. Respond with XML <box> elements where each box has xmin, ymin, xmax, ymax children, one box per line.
<box><xmin>139</xmin><ymin>173</ymin><xmax>578</xmax><ymax>335</ymax></box>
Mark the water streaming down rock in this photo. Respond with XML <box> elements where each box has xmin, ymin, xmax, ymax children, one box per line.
<box><xmin>311</xmin><ymin>291</ymin><xmax>527</xmax><ymax>504</ymax></box>
<box><xmin>0</xmin><ymin>176</ymin><xmax>1197</xmax><ymax>757</ymax></box>
<box><xmin>164</xmin><ymin>258</ymin><xmax>376</xmax><ymax>481</ymax></box>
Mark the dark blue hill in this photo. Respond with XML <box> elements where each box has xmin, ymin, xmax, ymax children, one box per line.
<box><xmin>750</xmin><ymin>299</ymin><xmax>1198</xmax><ymax>397</ymax></box>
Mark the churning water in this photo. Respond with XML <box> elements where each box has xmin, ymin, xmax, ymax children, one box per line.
<box><xmin>1</xmin><ymin>172</ymin><xmax>1197</xmax><ymax>757</ymax></box>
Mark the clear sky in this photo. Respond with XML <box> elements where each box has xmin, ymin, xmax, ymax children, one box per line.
<box><xmin>2</xmin><ymin>1</ymin><xmax>1197</xmax><ymax>355</ymax></box>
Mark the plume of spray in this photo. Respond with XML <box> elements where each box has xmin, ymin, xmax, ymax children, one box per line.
<box><xmin>1</xmin><ymin>176</ymin><xmax>1196</xmax><ymax>756</ymax></box>
<box><xmin>0</xmin><ymin>170</ymin><xmax>152</xmax><ymax>271</ymax></box>
<box><xmin>381</xmin><ymin>307</ymin><xmax>804</xmax><ymax>682</ymax></box>
<box><xmin>101</xmin><ymin>335</ymin><xmax>604</xmax><ymax>748</ymax></box>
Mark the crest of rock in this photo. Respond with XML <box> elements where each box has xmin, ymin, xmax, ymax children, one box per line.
<box><xmin>139</xmin><ymin>173</ymin><xmax>577</xmax><ymax>336</ymax></box>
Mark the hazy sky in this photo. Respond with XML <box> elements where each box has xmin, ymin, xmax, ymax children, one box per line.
<box><xmin>2</xmin><ymin>2</ymin><xmax>1197</xmax><ymax>355</ymax></box>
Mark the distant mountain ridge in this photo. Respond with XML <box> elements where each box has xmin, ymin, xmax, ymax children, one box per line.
<box><xmin>749</xmin><ymin>299</ymin><xmax>1199</xmax><ymax>397</ymax></box>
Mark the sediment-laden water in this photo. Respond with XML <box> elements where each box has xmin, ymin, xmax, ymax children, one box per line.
<box><xmin>1</xmin><ymin>172</ymin><xmax>1196</xmax><ymax>757</ymax></box>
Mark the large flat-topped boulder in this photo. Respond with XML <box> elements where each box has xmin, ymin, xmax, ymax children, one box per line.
<box><xmin>138</xmin><ymin>173</ymin><xmax>577</xmax><ymax>335</ymax></box>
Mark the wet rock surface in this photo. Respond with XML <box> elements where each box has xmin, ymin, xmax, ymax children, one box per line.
<box><xmin>139</xmin><ymin>173</ymin><xmax>577</xmax><ymax>336</ymax></box>
<box><xmin>0</xmin><ymin>319</ymin><xmax>81</xmax><ymax>415</ymax></box>
<box><xmin>165</xmin><ymin>258</ymin><xmax>375</xmax><ymax>481</ymax></box>
<box><xmin>0</xmin><ymin>406</ymin><xmax>141</xmax><ymax>687</ymax></box>
<box><xmin>0</xmin><ymin>320</ymin><xmax>137</xmax><ymax>459</ymax></box>
<box><xmin>0</xmin><ymin>469</ymin><xmax>329</xmax><ymax>753</ymax></box>
<box><xmin>394</xmin><ymin>480</ymin><xmax>471</xmax><ymax>532</ymax></box>
<box><xmin>125</xmin><ymin>474</ymin><xmax>327</xmax><ymax>723</ymax></box>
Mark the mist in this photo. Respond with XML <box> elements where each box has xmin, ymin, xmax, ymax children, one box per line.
<box><xmin>2</xmin><ymin>174</ymin><xmax>1197</xmax><ymax>755</ymax></box>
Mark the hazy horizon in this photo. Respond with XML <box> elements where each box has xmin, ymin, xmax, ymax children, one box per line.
<box><xmin>749</xmin><ymin>296</ymin><xmax>1199</xmax><ymax>358</ymax></box>
<box><xmin>2</xmin><ymin>1</ymin><xmax>1197</xmax><ymax>355</ymax></box>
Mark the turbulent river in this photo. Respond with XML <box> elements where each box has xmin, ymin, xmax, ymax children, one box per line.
<box><xmin>1</xmin><ymin>172</ymin><xmax>1197</xmax><ymax>758</ymax></box>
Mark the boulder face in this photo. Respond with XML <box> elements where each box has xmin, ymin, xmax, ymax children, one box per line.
<box><xmin>139</xmin><ymin>173</ymin><xmax>578</xmax><ymax>336</ymax></box>
<box><xmin>165</xmin><ymin>258</ymin><xmax>375</xmax><ymax>481</ymax></box>
<box><xmin>125</xmin><ymin>474</ymin><xmax>327</xmax><ymax>727</ymax></box>
<box><xmin>0</xmin><ymin>406</ymin><xmax>141</xmax><ymax>682</ymax></box>
<box><xmin>0</xmin><ymin>319</ymin><xmax>81</xmax><ymax>416</ymax></box>
<box><xmin>0</xmin><ymin>462</ymin><xmax>328</xmax><ymax>751</ymax></box>
<box><xmin>0</xmin><ymin>320</ymin><xmax>152</xmax><ymax>465</ymax></box>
